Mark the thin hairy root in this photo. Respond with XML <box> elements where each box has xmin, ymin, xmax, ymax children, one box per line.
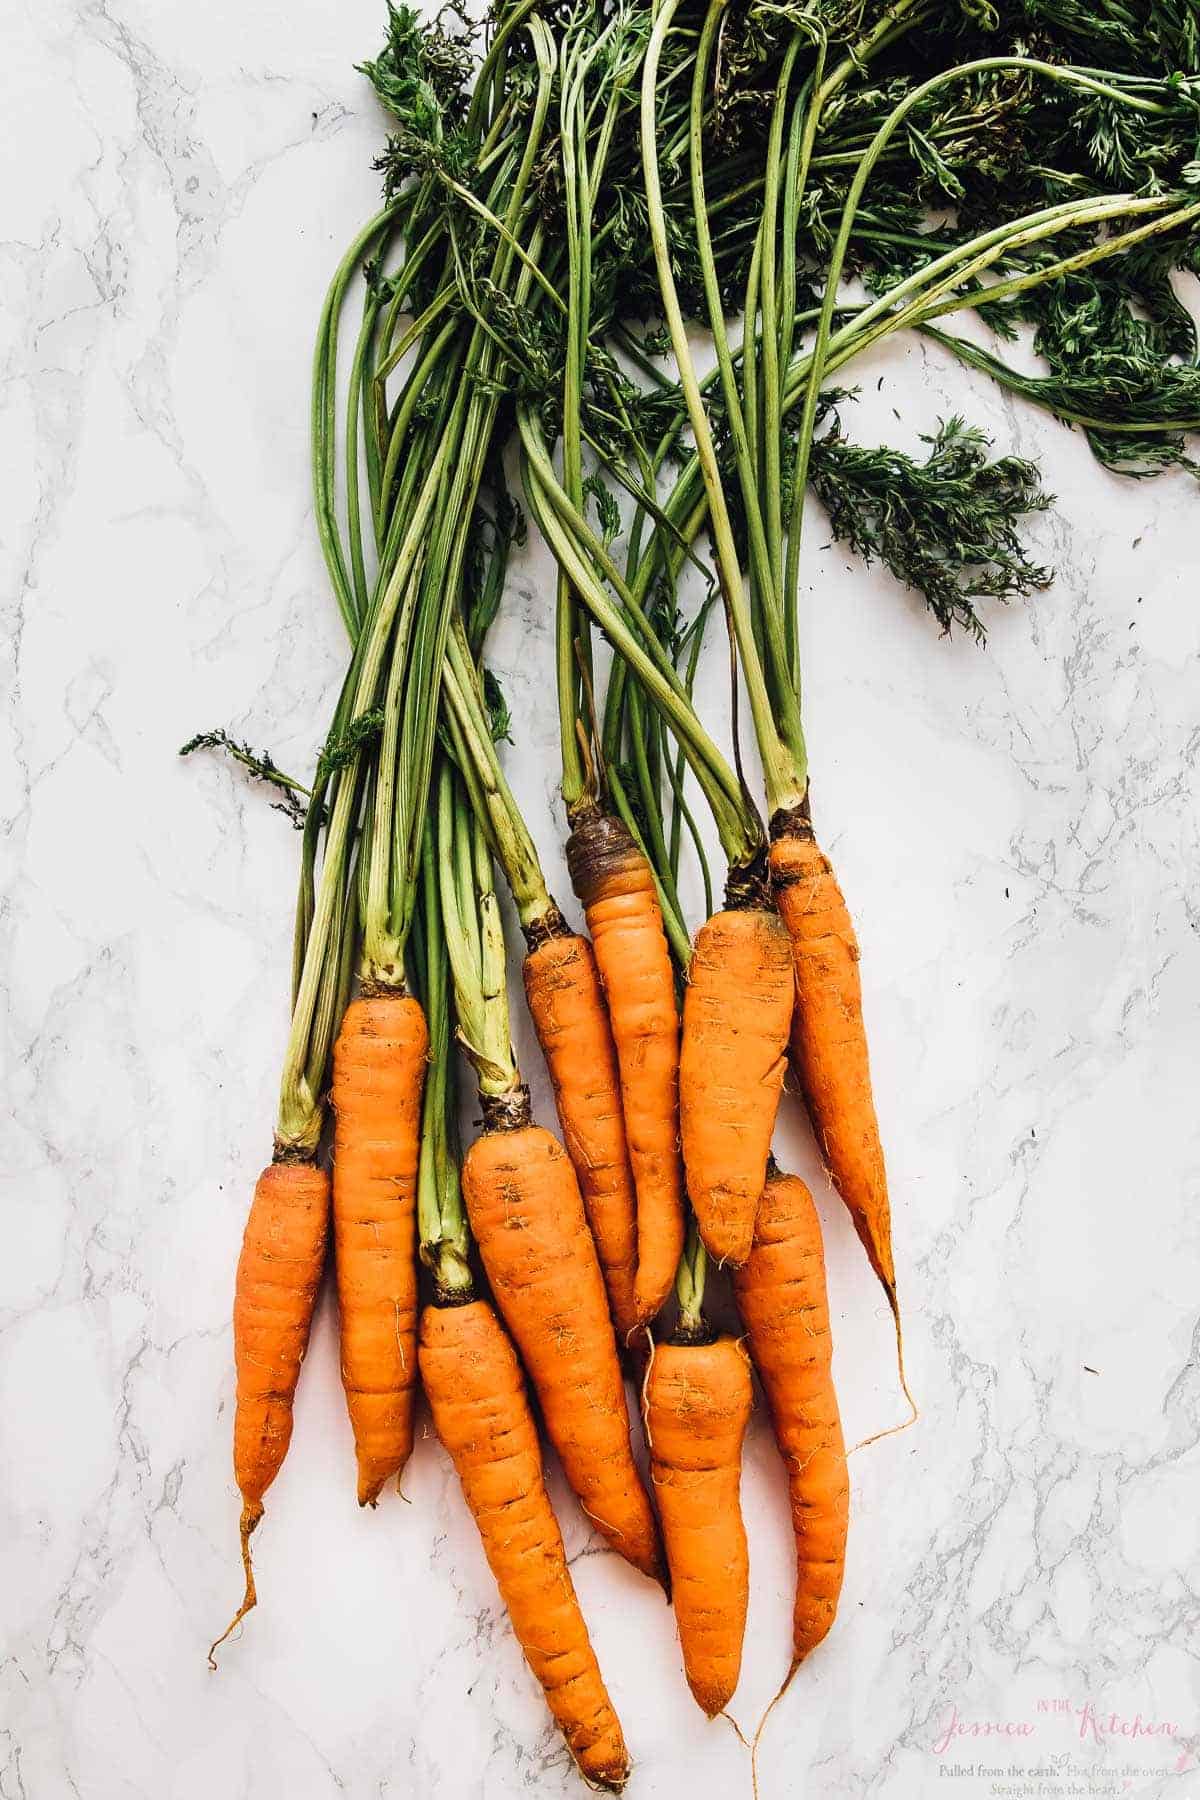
<box><xmin>208</xmin><ymin>1502</ymin><xmax>263</xmax><ymax>1669</ymax></box>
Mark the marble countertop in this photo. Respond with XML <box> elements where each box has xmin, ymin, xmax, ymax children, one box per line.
<box><xmin>4</xmin><ymin>3</ymin><xmax>1199</xmax><ymax>1796</ymax></box>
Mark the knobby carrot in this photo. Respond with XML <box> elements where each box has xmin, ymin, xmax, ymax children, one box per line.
<box><xmin>644</xmin><ymin>1331</ymin><xmax>753</xmax><ymax>1716</ymax></box>
<box><xmin>462</xmin><ymin>1096</ymin><xmax>666</xmax><ymax>1587</ymax></box>
<box><xmin>733</xmin><ymin>1166</ymin><xmax>849</xmax><ymax>1668</ymax></box>
<box><xmin>211</xmin><ymin>1156</ymin><xmax>329</xmax><ymax>1663</ymax></box>
<box><xmin>331</xmin><ymin>991</ymin><xmax>428</xmax><ymax>1505</ymax></box>
<box><xmin>679</xmin><ymin>891</ymin><xmax>793</xmax><ymax>1267</ymax></box>
<box><xmin>522</xmin><ymin>920</ymin><xmax>640</xmax><ymax>1341</ymax></box>
<box><xmin>568</xmin><ymin>805</ymin><xmax>685</xmax><ymax>1325</ymax></box>
<box><xmin>769</xmin><ymin>825</ymin><xmax>897</xmax><ymax>1321</ymax></box>
<box><xmin>420</xmin><ymin>1297</ymin><xmax>630</xmax><ymax>1791</ymax></box>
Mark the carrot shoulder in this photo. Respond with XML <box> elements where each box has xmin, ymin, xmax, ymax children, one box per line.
<box><xmin>332</xmin><ymin>992</ymin><xmax>428</xmax><ymax>1506</ymax></box>
<box><xmin>645</xmin><ymin>1335</ymin><xmax>753</xmax><ymax>1716</ymax></box>
<box><xmin>734</xmin><ymin>1168</ymin><xmax>849</xmax><ymax>1667</ymax></box>
<box><xmin>569</xmin><ymin>808</ymin><xmax>685</xmax><ymax>1325</ymax></box>
<box><xmin>769</xmin><ymin>830</ymin><xmax>896</xmax><ymax>1311</ymax></box>
<box><xmin>679</xmin><ymin>904</ymin><xmax>793</xmax><ymax>1267</ymax></box>
<box><xmin>213</xmin><ymin>1156</ymin><xmax>329</xmax><ymax>1661</ymax></box>
<box><xmin>463</xmin><ymin>1112</ymin><xmax>665</xmax><ymax>1587</ymax></box>
<box><xmin>523</xmin><ymin>927</ymin><xmax>640</xmax><ymax>1339</ymax></box>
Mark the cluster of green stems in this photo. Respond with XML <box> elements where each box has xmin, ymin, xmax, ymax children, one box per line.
<box><xmin>266</xmin><ymin>0</ymin><xmax>1199</xmax><ymax>1303</ymax></box>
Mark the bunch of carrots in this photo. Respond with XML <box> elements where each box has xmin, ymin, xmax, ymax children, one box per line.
<box><xmin>191</xmin><ymin>0</ymin><xmax>1200</xmax><ymax>1786</ymax></box>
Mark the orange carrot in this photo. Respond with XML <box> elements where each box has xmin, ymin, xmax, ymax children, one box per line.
<box><xmin>769</xmin><ymin>828</ymin><xmax>896</xmax><ymax>1318</ymax></box>
<box><xmin>211</xmin><ymin>1156</ymin><xmax>329</xmax><ymax>1661</ymax></box>
<box><xmin>420</xmin><ymin>1297</ymin><xmax>630</xmax><ymax>1791</ymax></box>
<box><xmin>679</xmin><ymin>902</ymin><xmax>793</xmax><ymax>1266</ymax></box>
<box><xmin>462</xmin><ymin>1101</ymin><xmax>666</xmax><ymax>1587</ymax></box>
<box><xmin>733</xmin><ymin>1167</ymin><xmax>849</xmax><ymax>1668</ymax></box>
<box><xmin>568</xmin><ymin>807</ymin><xmax>685</xmax><ymax>1326</ymax></box>
<box><xmin>644</xmin><ymin>1333</ymin><xmax>753</xmax><ymax>1716</ymax></box>
<box><xmin>331</xmin><ymin>992</ymin><xmax>428</xmax><ymax>1505</ymax></box>
<box><xmin>523</xmin><ymin>924</ymin><xmax>640</xmax><ymax>1340</ymax></box>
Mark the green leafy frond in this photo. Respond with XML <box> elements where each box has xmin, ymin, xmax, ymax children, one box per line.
<box><xmin>809</xmin><ymin>415</ymin><xmax>1054</xmax><ymax>636</ymax></box>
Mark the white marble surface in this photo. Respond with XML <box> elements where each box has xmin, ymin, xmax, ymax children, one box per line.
<box><xmin>4</xmin><ymin>3</ymin><xmax>1200</xmax><ymax>1797</ymax></box>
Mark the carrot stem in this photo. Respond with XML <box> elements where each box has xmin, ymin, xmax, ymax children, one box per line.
<box><xmin>641</xmin><ymin>0</ymin><xmax>806</xmax><ymax>817</ymax></box>
<box><xmin>436</xmin><ymin>762</ymin><xmax>522</xmax><ymax>1104</ymax></box>
<box><xmin>674</xmin><ymin>1214</ymin><xmax>708</xmax><ymax>1336</ymax></box>
<box><xmin>415</xmin><ymin>801</ymin><xmax>472</xmax><ymax>1300</ymax></box>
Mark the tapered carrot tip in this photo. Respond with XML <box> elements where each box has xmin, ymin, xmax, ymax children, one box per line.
<box><xmin>584</xmin><ymin>1758</ymin><xmax>629</xmax><ymax>1794</ymax></box>
<box><xmin>208</xmin><ymin>1500</ymin><xmax>263</xmax><ymax>1669</ymax></box>
<box><xmin>357</xmin><ymin>1470</ymin><xmax>385</xmax><ymax>1509</ymax></box>
<box><xmin>351</xmin><ymin>1394</ymin><xmax>417</xmax><ymax>1507</ymax></box>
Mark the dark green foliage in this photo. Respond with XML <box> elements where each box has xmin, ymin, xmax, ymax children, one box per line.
<box><xmin>360</xmin><ymin>2</ymin><xmax>475</xmax><ymax>193</ymax></box>
<box><xmin>350</xmin><ymin>0</ymin><xmax>1200</xmax><ymax>690</ymax></box>
<box><xmin>808</xmin><ymin>417</ymin><xmax>1054</xmax><ymax>635</ymax></box>
<box><xmin>926</xmin><ymin>246</ymin><xmax>1200</xmax><ymax>477</ymax></box>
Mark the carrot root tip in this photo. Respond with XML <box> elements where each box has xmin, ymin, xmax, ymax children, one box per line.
<box><xmin>582</xmin><ymin>1770</ymin><xmax>630</xmax><ymax>1796</ymax></box>
<box><xmin>748</xmin><ymin>1664</ymin><xmax>801</xmax><ymax>1800</ymax></box>
<box><xmin>207</xmin><ymin>1501</ymin><xmax>263</xmax><ymax>1670</ymax></box>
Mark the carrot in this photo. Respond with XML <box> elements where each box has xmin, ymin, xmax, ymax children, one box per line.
<box><xmin>211</xmin><ymin>1156</ymin><xmax>329</xmax><ymax>1662</ymax></box>
<box><xmin>331</xmin><ymin>991</ymin><xmax>428</xmax><ymax>1506</ymax></box>
<box><xmin>418</xmin><ymin>779</ymin><xmax>630</xmax><ymax>1782</ymax></box>
<box><xmin>462</xmin><ymin>1099</ymin><xmax>666</xmax><ymax>1587</ymax></box>
<box><xmin>442</xmin><ymin>604</ymin><xmax>642</xmax><ymax>1342</ymax></box>
<box><xmin>769</xmin><ymin>826</ymin><xmax>897</xmax><ymax>1319</ymax></box>
<box><xmin>421</xmin><ymin>1297</ymin><xmax>630</xmax><ymax>1791</ymax></box>
<box><xmin>679</xmin><ymin>898</ymin><xmax>793</xmax><ymax>1266</ymax></box>
<box><xmin>644</xmin><ymin>1331</ymin><xmax>753</xmax><ymax>1717</ymax></box>
<box><xmin>568</xmin><ymin>806</ymin><xmax>685</xmax><ymax>1325</ymax></box>
<box><xmin>522</xmin><ymin>922</ymin><xmax>640</xmax><ymax>1340</ymax></box>
<box><xmin>733</xmin><ymin>1166</ymin><xmax>849</xmax><ymax>1668</ymax></box>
